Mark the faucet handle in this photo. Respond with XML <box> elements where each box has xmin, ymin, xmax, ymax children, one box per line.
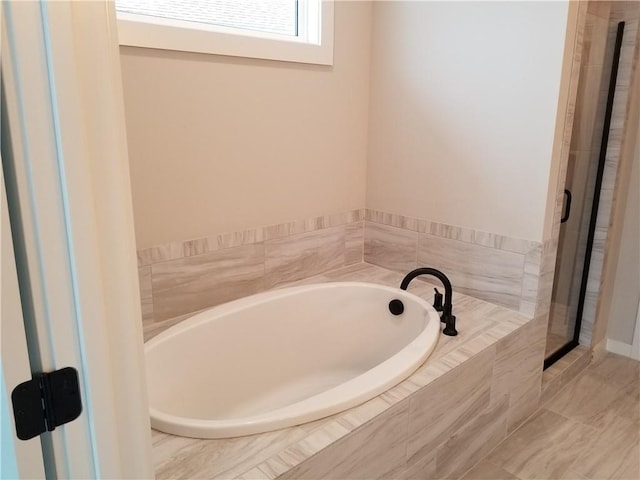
<box><xmin>443</xmin><ymin>314</ymin><xmax>458</xmax><ymax>336</ymax></box>
<box><xmin>433</xmin><ymin>288</ymin><xmax>444</xmax><ymax>312</ymax></box>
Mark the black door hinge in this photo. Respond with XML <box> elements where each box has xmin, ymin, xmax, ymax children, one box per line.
<box><xmin>11</xmin><ymin>367</ymin><xmax>82</xmax><ymax>441</ymax></box>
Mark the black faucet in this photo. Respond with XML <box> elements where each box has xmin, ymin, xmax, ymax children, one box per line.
<box><xmin>400</xmin><ymin>268</ymin><xmax>458</xmax><ymax>336</ymax></box>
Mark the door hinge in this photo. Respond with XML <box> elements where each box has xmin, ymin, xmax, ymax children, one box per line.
<box><xmin>11</xmin><ymin>367</ymin><xmax>82</xmax><ymax>441</ymax></box>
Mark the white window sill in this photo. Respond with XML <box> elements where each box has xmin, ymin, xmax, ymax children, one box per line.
<box><xmin>115</xmin><ymin>1</ymin><xmax>334</xmax><ymax>66</ymax></box>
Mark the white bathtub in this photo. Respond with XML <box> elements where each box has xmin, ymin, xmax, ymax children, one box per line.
<box><xmin>145</xmin><ymin>282</ymin><xmax>441</xmax><ymax>439</ymax></box>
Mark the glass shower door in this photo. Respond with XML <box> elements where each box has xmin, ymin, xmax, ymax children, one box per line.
<box><xmin>545</xmin><ymin>15</ymin><xmax>625</xmax><ymax>364</ymax></box>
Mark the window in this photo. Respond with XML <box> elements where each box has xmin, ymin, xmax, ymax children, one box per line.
<box><xmin>116</xmin><ymin>0</ymin><xmax>299</xmax><ymax>37</ymax></box>
<box><xmin>115</xmin><ymin>0</ymin><xmax>334</xmax><ymax>65</ymax></box>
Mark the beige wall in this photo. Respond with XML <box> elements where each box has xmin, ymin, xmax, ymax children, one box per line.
<box><xmin>366</xmin><ymin>1</ymin><xmax>571</xmax><ymax>242</ymax></box>
<box><xmin>120</xmin><ymin>1</ymin><xmax>371</xmax><ymax>249</ymax></box>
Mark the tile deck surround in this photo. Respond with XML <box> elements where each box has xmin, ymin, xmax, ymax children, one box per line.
<box><xmin>150</xmin><ymin>263</ymin><xmax>544</xmax><ymax>480</ymax></box>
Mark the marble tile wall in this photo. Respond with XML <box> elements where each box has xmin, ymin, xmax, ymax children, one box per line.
<box><xmin>363</xmin><ymin>209</ymin><xmax>544</xmax><ymax>316</ymax></box>
<box><xmin>580</xmin><ymin>5</ymin><xmax>640</xmax><ymax>347</ymax></box>
<box><xmin>138</xmin><ymin>209</ymin><xmax>364</xmax><ymax>328</ymax></box>
<box><xmin>264</xmin><ymin>225</ymin><xmax>346</xmax><ymax>290</ymax></box>
<box><xmin>418</xmin><ymin>235</ymin><xmax>526</xmax><ymax>311</ymax></box>
<box><xmin>137</xmin><ymin>204</ymin><xmax>551</xmax><ymax>336</ymax></box>
<box><xmin>363</xmin><ymin>221</ymin><xmax>418</xmax><ymax>273</ymax></box>
<box><xmin>152</xmin><ymin>243</ymin><xmax>266</xmax><ymax>322</ymax></box>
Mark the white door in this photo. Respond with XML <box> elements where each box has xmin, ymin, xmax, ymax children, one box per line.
<box><xmin>1</xmin><ymin>169</ymin><xmax>46</xmax><ymax>479</ymax></box>
<box><xmin>1</xmin><ymin>2</ymin><xmax>45</xmax><ymax>475</ymax></box>
<box><xmin>1</xmin><ymin>1</ymin><xmax>152</xmax><ymax>477</ymax></box>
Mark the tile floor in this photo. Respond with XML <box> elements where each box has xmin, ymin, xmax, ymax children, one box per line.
<box><xmin>462</xmin><ymin>353</ymin><xmax>640</xmax><ymax>480</ymax></box>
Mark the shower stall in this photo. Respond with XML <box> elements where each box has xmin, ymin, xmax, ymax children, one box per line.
<box><xmin>546</xmin><ymin>1</ymin><xmax>640</xmax><ymax>366</ymax></box>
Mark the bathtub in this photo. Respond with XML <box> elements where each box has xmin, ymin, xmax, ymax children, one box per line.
<box><xmin>145</xmin><ymin>282</ymin><xmax>441</xmax><ymax>439</ymax></box>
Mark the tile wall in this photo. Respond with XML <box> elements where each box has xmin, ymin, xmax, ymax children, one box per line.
<box><xmin>580</xmin><ymin>3</ymin><xmax>640</xmax><ymax>347</ymax></box>
<box><xmin>138</xmin><ymin>203</ymin><xmax>557</xmax><ymax>342</ymax></box>
<box><xmin>137</xmin><ymin>203</ymin><xmax>563</xmax><ymax>344</ymax></box>
<box><xmin>137</xmin><ymin>209</ymin><xmax>364</xmax><ymax>337</ymax></box>
<box><xmin>363</xmin><ymin>209</ymin><xmax>545</xmax><ymax>316</ymax></box>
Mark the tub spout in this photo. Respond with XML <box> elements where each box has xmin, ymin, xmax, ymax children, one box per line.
<box><xmin>400</xmin><ymin>268</ymin><xmax>458</xmax><ymax>336</ymax></box>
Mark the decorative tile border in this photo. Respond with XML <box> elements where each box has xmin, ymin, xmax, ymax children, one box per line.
<box><xmin>365</xmin><ymin>209</ymin><xmax>420</xmax><ymax>232</ymax></box>
<box><xmin>366</xmin><ymin>208</ymin><xmax>538</xmax><ymax>255</ymax></box>
<box><xmin>137</xmin><ymin>208</ymin><xmax>365</xmax><ymax>267</ymax></box>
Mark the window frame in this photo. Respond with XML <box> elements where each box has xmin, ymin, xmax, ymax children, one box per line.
<box><xmin>116</xmin><ymin>0</ymin><xmax>334</xmax><ymax>65</ymax></box>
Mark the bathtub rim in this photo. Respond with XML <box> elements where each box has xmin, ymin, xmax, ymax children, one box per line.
<box><xmin>145</xmin><ymin>281</ymin><xmax>441</xmax><ymax>439</ymax></box>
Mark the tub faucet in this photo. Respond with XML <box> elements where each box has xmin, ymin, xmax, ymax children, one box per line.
<box><xmin>400</xmin><ymin>268</ymin><xmax>458</xmax><ymax>336</ymax></box>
